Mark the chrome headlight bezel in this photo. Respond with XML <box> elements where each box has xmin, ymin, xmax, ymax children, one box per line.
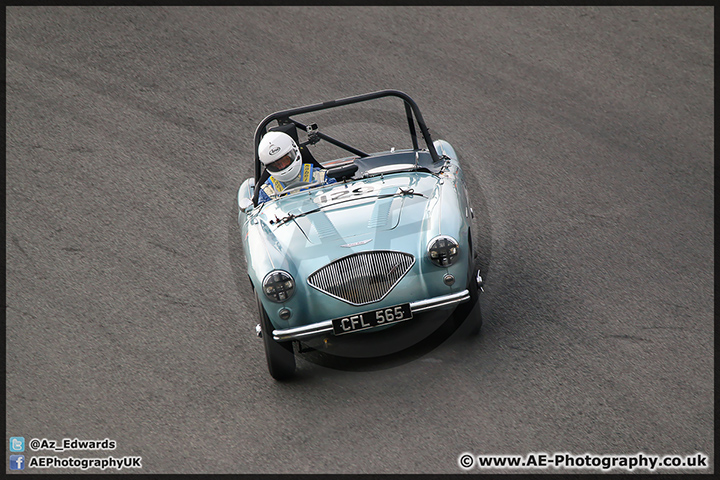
<box><xmin>427</xmin><ymin>235</ymin><xmax>460</xmax><ymax>267</ymax></box>
<box><xmin>262</xmin><ymin>270</ymin><xmax>295</xmax><ymax>303</ymax></box>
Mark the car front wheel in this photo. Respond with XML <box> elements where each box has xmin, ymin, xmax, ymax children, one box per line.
<box><xmin>256</xmin><ymin>293</ymin><xmax>296</xmax><ymax>380</ymax></box>
<box><xmin>453</xmin><ymin>231</ymin><xmax>483</xmax><ymax>335</ymax></box>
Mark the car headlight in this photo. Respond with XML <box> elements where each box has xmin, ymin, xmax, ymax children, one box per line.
<box><xmin>427</xmin><ymin>235</ymin><xmax>459</xmax><ymax>267</ymax></box>
<box><xmin>262</xmin><ymin>270</ymin><xmax>295</xmax><ymax>302</ymax></box>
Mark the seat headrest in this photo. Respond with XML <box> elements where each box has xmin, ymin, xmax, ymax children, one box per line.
<box><xmin>268</xmin><ymin>123</ymin><xmax>299</xmax><ymax>144</ymax></box>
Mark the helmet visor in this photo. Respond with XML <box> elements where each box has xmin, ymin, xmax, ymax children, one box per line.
<box><xmin>266</xmin><ymin>152</ymin><xmax>296</xmax><ymax>173</ymax></box>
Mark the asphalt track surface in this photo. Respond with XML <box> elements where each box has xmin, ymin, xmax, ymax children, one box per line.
<box><xmin>6</xmin><ymin>6</ymin><xmax>713</xmax><ymax>474</ymax></box>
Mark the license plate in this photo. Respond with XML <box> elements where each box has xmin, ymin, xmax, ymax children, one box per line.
<box><xmin>332</xmin><ymin>303</ymin><xmax>413</xmax><ymax>336</ymax></box>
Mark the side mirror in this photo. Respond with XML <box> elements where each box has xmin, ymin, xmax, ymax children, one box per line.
<box><xmin>238</xmin><ymin>178</ymin><xmax>256</xmax><ymax>214</ymax></box>
<box><xmin>239</xmin><ymin>197</ymin><xmax>254</xmax><ymax>213</ymax></box>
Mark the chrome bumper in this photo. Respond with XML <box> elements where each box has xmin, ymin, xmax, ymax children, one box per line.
<box><xmin>272</xmin><ymin>289</ymin><xmax>470</xmax><ymax>342</ymax></box>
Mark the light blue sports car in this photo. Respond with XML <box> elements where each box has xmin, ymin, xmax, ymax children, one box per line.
<box><xmin>237</xmin><ymin>90</ymin><xmax>483</xmax><ymax>380</ymax></box>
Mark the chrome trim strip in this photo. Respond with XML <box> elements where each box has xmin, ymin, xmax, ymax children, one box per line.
<box><xmin>408</xmin><ymin>290</ymin><xmax>470</xmax><ymax>313</ymax></box>
<box><xmin>274</xmin><ymin>320</ymin><xmax>334</xmax><ymax>342</ymax></box>
<box><xmin>272</xmin><ymin>289</ymin><xmax>470</xmax><ymax>341</ymax></box>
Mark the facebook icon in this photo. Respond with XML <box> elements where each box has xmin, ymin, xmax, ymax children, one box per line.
<box><xmin>10</xmin><ymin>455</ymin><xmax>25</xmax><ymax>470</ymax></box>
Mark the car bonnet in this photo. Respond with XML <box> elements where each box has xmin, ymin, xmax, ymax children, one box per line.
<box><xmin>259</xmin><ymin>173</ymin><xmax>438</xmax><ymax>246</ymax></box>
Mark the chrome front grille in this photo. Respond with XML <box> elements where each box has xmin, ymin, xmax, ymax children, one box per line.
<box><xmin>307</xmin><ymin>251</ymin><xmax>415</xmax><ymax>306</ymax></box>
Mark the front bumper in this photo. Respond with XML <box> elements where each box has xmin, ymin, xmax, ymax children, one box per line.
<box><xmin>272</xmin><ymin>289</ymin><xmax>470</xmax><ymax>342</ymax></box>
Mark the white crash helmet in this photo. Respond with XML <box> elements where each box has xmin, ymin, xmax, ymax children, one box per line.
<box><xmin>258</xmin><ymin>131</ymin><xmax>302</xmax><ymax>183</ymax></box>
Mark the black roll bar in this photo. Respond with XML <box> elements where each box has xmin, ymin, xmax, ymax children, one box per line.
<box><xmin>252</xmin><ymin>89</ymin><xmax>440</xmax><ymax>184</ymax></box>
<box><xmin>288</xmin><ymin>118</ymin><xmax>369</xmax><ymax>158</ymax></box>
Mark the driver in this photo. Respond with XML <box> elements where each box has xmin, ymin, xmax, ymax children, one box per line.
<box><xmin>257</xmin><ymin>131</ymin><xmax>335</xmax><ymax>203</ymax></box>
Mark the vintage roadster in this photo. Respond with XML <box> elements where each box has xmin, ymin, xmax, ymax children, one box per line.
<box><xmin>237</xmin><ymin>90</ymin><xmax>483</xmax><ymax>380</ymax></box>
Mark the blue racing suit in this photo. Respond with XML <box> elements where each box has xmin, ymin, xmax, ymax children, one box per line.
<box><xmin>258</xmin><ymin>162</ymin><xmax>336</xmax><ymax>204</ymax></box>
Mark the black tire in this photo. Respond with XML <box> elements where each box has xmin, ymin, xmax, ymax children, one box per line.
<box><xmin>257</xmin><ymin>293</ymin><xmax>296</xmax><ymax>380</ymax></box>
<box><xmin>453</xmin><ymin>231</ymin><xmax>483</xmax><ymax>335</ymax></box>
